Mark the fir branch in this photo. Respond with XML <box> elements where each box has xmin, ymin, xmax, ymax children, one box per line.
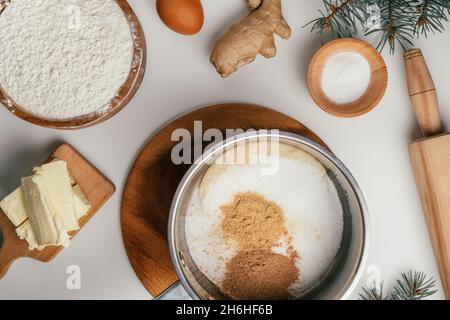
<box><xmin>359</xmin><ymin>282</ymin><xmax>386</xmax><ymax>300</ymax></box>
<box><xmin>304</xmin><ymin>0</ymin><xmax>366</xmax><ymax>41</ymax></box>
<box><xmin>359</xmin><ymin>270</ymin><xmax>437</xmax><ymax>300</ymax></box>
<box><xmin>306</xmin><ymin>0</ymin><xmax>450</xmax><ymax>53</ymax></box>
<box><xmin>366</xmin><ymin>0</ymin><xmax>415</xmax><ymax>53</ymax></box>
<box><xmin>413</xmin><ymin>0</ymin><xmax>450</xmax><ymax>36</ymax></box>
<box><xmin>391</xmin><ymin>271</ymin><xmax>437</xmax><ymax>300</ymax></box>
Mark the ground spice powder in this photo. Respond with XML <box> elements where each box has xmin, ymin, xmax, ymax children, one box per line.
<box><xmin>220</xmin><ymin>192</ymin><xmax>299</xmax><ymax>299</ymax></box>
<box><xmin>221</xmin><ymin>192</ymin><xmax>285</xmax><ymax>247</ymax></box>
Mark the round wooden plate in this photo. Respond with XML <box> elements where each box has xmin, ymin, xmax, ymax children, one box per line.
<box><xmin>121</xmin><ymin>103</ymin><xmax>330</xmax><ymax>298</ymax></box>
<box><xmin>0</xmin><ymin>0</ymin><xmax>146</xmax><ymax>129</ymax></box>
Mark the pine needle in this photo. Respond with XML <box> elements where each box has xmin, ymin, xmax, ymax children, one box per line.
<box><xmin>304</xmin><ymin>0</ymin><xmax>366</xmax><ymax>41</ymax></box>
<box><xmin>359</xmin><ymin>270</ymin><xmax>437</xmax><ymax>300</ymax></box>
<box><xmin>359</xmin><ymin>282</ymin><xmax>386</xmax><ymax>300</ymax></box>
<box><xmin>391</xmin><ymin>271</ymin><xmax>437</xmax><ymax>300</ymax></box>
<box><xmin>413</xmin><ymin>0</ymin><xmax>450</xmax><ymax>36</ymax></box>
<box><xmin>306</xmin><ymin>0</ymin><xmax>450</xmax><ymax>53</ymax></box>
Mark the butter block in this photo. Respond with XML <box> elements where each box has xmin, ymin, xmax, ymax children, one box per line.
<box><xmin>33</xmin><ymin>159</ymin><xmax>75</xmax><ymax>185</ymax></box>
<box><xmin>21</xmin><ymin>175</ymin><xmax>70</xmax><ymax>247</ymax></box>
<box><xmin>12</xmin><ymin>185</ymin><xmax>88</xmax><ymax>251</ymax></box>
<box><xmin>33</xmin><ymin>161</ymin><xmax>79</xmax><ymax>231</ymax></box>
<box><xmin>1</xmin><ymin>159</ymin><xmax>88</xmax><ymax>251</ymax></box>
<box><xmin>0</xmin><ymin>187</ymin><xmax>27</xmax><ymax>227</ymax></box>
<box><xmin>72</xmin><ymin>185</ymin><xmax>91</xmax><ymax>219</ymax></box>
<box><xmin>14</xmin><ymin>184</ymin><xmax>89</xmax><ymax>251</ymax></box>
<box><xmin>16</xmin><ymin>220</ymin><xmax>46</xmax><ymax>251</ymax></box>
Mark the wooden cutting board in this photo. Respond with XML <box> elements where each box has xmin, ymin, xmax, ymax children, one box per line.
<box><xmin>0</xmin><ymin>144</ymin><xmax>116</xmax><ymax>278</ymax></box>
<box><xmin>121</xmin><ymin>103</ymin><xmax>329</xmax><ymax>298</ymax></box>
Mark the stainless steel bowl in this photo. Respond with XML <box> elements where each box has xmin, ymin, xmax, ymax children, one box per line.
<box><xmin>168</xmin><ymin>131</ymin><xmax>369</xmax><ymax>300</ymax></box>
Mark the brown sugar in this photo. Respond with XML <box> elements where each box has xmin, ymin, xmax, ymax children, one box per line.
<box><xmin>219</xmin><ymin>192</ymin><xmax>299</xmax><ymax>300</ymax></box>
<box><xmin>221</xmin><ymin>249</ymin><xmax>299</xmax><ymax>300</ymax></box>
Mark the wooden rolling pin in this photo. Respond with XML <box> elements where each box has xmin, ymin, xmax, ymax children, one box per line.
<box><xmin>405</xmin><ymin>49</ymin><xmax>450</xmax><ymax>299</ymax></box>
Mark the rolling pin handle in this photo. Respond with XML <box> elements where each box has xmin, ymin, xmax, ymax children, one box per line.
<box><xmin>404</xmin><ymin>49</ymin><xmax>443</xmax><ymax>137</ymax></box>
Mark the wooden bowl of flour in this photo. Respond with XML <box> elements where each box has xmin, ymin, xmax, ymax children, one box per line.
<box><xmin>0</xmin><ymin>0</ymin><xmax>146</xmax><ymax>129</ymax></box>
<box><xmin>307</xmin><ymin>38</ymin><xmax>388</xmax><ymax>118</ymax></box>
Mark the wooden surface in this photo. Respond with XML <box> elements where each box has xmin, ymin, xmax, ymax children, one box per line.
<box><xmin>409</xmin><ymin>134</ymin><xmax>450</xmax><ymax>298</ymax></box>
<box><xmin>405</xmin><ymin>49</ymin><xmax>450</xmax><ymax>299</ymax></box>
<box><xmin>404</xmin><ymin>49</ymin><xmax>443</xmax><ymax>137</ymax></box>
<box><xmin>121</xmin><ymin>103</ymin><xmax>328</xmax><ymax>298</ymax></box>
<box><xmin>307</xmin><ymin>38</ymin><xmax>388</xmax><ymax>118</ymax></box>
<box><xmin>0</xmin><ymin>0</ymin><xmax>146</xmax><ymax>130</ymax></box>
<box><xmin>0</xmin><ymin>144</ymin><xmax>116</xmax><ymax>278</ymax></box>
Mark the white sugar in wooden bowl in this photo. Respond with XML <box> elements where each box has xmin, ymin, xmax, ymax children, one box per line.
<box><xmin>321</xmin><ymin>52</ymin><xmax>371</xmax><ymax>104</ymax></box>
<box><xmin>307</xmin><ymin>38</ymin><xmax>388</xmax><ymax>118</ymax></box>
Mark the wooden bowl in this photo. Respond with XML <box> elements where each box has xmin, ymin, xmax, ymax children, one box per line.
<box><xmin>0</xmin><ymin>0</ymin><xmax>146</xmax><ymax>130</ymax></box>
<box><xmin>307</xmin><ymin>38</ymin><xmax>388</xmax><ymax>118</ymax></box>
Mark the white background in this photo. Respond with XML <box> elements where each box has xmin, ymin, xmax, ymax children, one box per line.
<box><xmin>0</xmin><ymin>0</ymin><xmax>449</xmax><ymax>300</ymax></box>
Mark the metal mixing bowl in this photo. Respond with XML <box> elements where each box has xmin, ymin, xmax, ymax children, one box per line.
<box><xmin>168</xmin><ymin>131</ymin><xmax>369</xmax><ymax>300</ymax></box>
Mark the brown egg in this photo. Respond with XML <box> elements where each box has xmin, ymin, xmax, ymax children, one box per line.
<box><xmin>156</xmin><ymin>0</ymin><xmax>204</xmax><ymax>35</ymax></box>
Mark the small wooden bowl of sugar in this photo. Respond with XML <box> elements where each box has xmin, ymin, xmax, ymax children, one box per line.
<box><xmin>307</xmin><ymin>38</ymin><xmax>388</xmax><ymax>118</ymax></box>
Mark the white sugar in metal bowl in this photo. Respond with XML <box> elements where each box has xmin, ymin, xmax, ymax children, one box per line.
<box><xmin>185</xmin><ymin>142</ymin><xmax>344</xmax><ymax>297</ymax></box>
<box><xmin>169</xmin><ymin>131</ymin><xmax>369</xmax><ymax>300</ymax></box>
<box><xmin>0</xmin><ymin>0</ymin><xmax>134</xmax><ymax>120</ymax></box>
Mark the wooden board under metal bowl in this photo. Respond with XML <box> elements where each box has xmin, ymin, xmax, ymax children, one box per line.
<box><xmin>0</xmin><ymin>0</ymin><xmax>146</xmax><ymax>129</ymax></box>
<box><xmin>121</xmin><ymin>103</ymin><xmax>329</xmax><ymax>298</ymax></box>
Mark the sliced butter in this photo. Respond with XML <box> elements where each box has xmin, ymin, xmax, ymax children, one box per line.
<box><xmin>33</xmin><ymin>161</ymin><xmax>79</xmax><ymax>231</ymax></box>
<box><xmin>33</xmin><ymin>159</ymin><xmax>76</xmax><ymax>185</ymax></box>
<box><xmin>5</xmin><ymin>185</ymin><xmax>89</xmax><ymax>251</ymax></box>
<box><xmin>16</xmin><ymin>220</ymin><xmax>46</xmax><ymax>251</ymax></box>
<box><xmin>0</xmin><ymin>187</ymin><xmax>27</xmax><ymax>227</ymax></box>
<box><xmin>21</xmin><ymin>175</ymin><xmax>70</xmax><ymax>247</ymax></box>
<box><xmin>1</xmin><ymin>160</ymin><xmax>91</xmax><ymax>251</ymax></box>
<box><xmin>73</xmin><ymin>185</ymin><xmax>90</xmax><ymax>219</ymax></box>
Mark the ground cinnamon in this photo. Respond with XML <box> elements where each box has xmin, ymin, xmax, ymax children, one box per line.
<box><xmin>221</xmin><ymin>249</ymin><xmax>298</xmax><ymax>300</ymax></box>
<box><xmin>220</xmin><ymin>192</ymin><xmax>299</xmax><ymax>300</ymax></box>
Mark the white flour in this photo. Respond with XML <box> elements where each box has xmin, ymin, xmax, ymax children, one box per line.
<box><xmin>185</xmin><ymin>143</ymin><xmax>344</xmax><ymax>297</ymax></box>
<box><xmin>321</xmin><ymin>52</ymin><xmax>371</xmax><ymax>104</ymax></box>
<box><xmin>0</xmin><ymin>0</ymin><xmax>133</xmax><ymax>120</ymax></box>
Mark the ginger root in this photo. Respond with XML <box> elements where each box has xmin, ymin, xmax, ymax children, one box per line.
<box><xmin>210</xmin><ymin>0</ymin><xmax>291</xmax><ymax>77</ymax></box>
